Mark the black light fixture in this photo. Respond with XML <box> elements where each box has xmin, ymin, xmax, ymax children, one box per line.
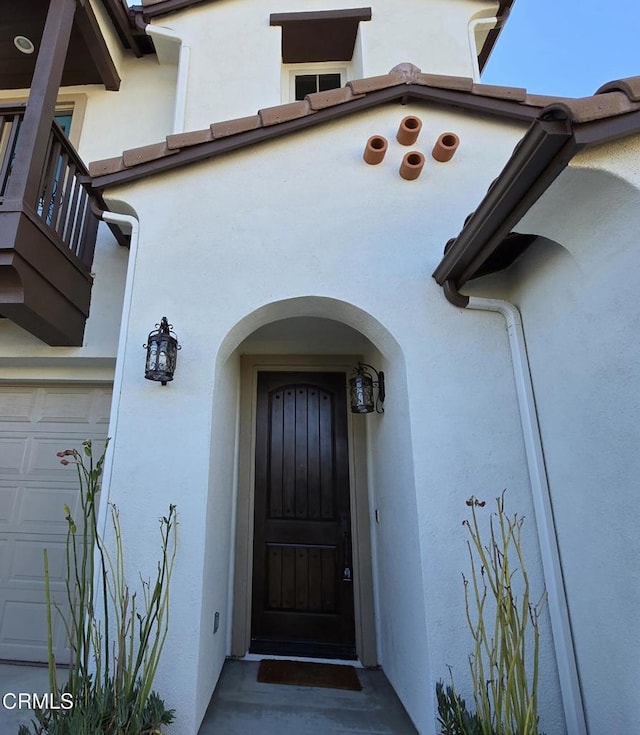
<box><xmin>144</xmin><ymin>317</ymin><xmax>180</xmax><ymax>385</ymax></box>
<box><xmin>349</xmin><ymin>362</ymin><xmax>385</xmax><ymax>414</ymax></box>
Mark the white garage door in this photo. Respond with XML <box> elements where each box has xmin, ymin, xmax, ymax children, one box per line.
<box><xmin>0</xmin><ymin>384</ymin><xmax>111</xmax><ymax>662</ymax></box>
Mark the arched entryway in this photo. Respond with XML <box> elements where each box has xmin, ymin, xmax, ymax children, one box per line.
<box><xmin>212</xmin><ymin>297</ymin><xmax>413</xmax><ymax>668</ymax></box>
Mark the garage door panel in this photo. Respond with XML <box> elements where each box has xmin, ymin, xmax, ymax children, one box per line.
<box><xmin>0</xmin><ymin>596</ymin><xmax>70</xmax><ymax>663</ymax></box>
<box><xmin>38</xmin><ymin>390</ymin><xmax>95</xmax><ymax>424</ymax></box>
<box><xmin>0</xmin><ymin>390</ymin><xmax>38</xmax><ymax>422</ymax></box>
<box><xmin>9</xmin><ymin>538</ymin><xmax>68</xmax><ymax>586</ymax></box>
<box><xmin>18</xmin><ymin>487</ymin><xmax>80</xmax><ymax>531</ymax></box>
<box><xmin>1</xmin><ymin>481</ymin><xmax>81</xmax><ymax>534</ymax></box>
<box><xmin>28</xmin><ymin>436</ymin><xmax>109</xmax><ymax>474</ymax></box>
<box><xmin>0</xmin><ymin>437</ymin><xmax>28</xmax><ymax>474</ymax></box>
<box><xmin>0</xmin><ymin>384</ymin><xmax>111</xmax><ymax>662</ymax></box>
<box><xmin>0</xmin><ymin>485</ymin><xmax>18</xmax><ymax>525</ymax></box>
<box><xmin>1</xmin><ymin>534</ymin><xmax>68</xmax><ymax>585</ymax></box>
<box><xmin>95</xmin><ymin>390</ymin><xmax>112</xmax><ymax>424</ymax></box>
<box><xmin>28</xmin><ymin>436</ymin><xmax>85</xmax><ymax>474</ymax></box>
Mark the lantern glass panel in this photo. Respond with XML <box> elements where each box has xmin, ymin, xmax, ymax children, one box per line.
<box><xmin>350</xmin><ymin>373</ymin><xmax>374</xmax><ymax>413</ymax></box>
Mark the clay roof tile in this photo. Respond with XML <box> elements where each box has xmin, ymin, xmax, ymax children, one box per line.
<box><xmin>88</xmin><ymin>155</ymin><xmax>126</xmax><ymax>178</ymax></box>
<box><xmin>415</xmin><ymin>73</ymin><xmax>474</xmax><ymax>92</ymax></box>
<box><xmin>347</xmin><ymin>73</ymin><xmax>405</xmax><ymax>95</ymax></box>
<box><xmin>166</xmin><ymin>127</ymin><xmax>213</xmax><ymax>150</ymax></box>
<box><xmin>211</xmin><ymin>114</ymin><xmax>261</xmax><ymax>139</ymax></box>
<box><xmin>258</xmin><ymin>100</ymin><xmax>313</xmax><ymax>127</ymax></box>
<box><xmin>122</xmin><ymin>141</ymin><xmax>177</xmax><ymax>168</ymax></box>
<box><xmin>595</xmin><ymin>75</ymin><xmax>640</xmax><ymax>103</ymax></box>
<box><xmin>471</xmin><ymin>82</ymin><xmax>527</xmax><ymax>102</ymax></box>
<box><xmin>541</xmin><ymin>91</ymin><xmax>638</xmax><ymax>123</ymax></box>
<box><xmin>305</xmin><ymin>86</ymin><xmax>364</xmax><ymax>111</ymax></box>
<box><xmin>522</xmin><ymin>93</ymin><xmax>569</xmax><ymax>108</ymax></box>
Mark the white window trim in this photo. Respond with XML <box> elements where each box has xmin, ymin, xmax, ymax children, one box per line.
<box><xmin>0</xmin><ymin>92</ymin><xmax>87</xmax><ymax>148</ymax></box>
<box><xmin>281</xmin><ymin>63</ymin><xmax>350</xmax><ymax>103</ymax></box>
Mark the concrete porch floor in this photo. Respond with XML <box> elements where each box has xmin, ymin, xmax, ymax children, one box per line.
<box><xmin>197</xmin><ymin>659</ymin><xmax>419</xmax><ymax>735</ymax></box>
<box><xmin>0</xmin><ymin>661</ymin><xmax>53</xmax><ymax>733</ymax></box>
<box><xmin>1</xmin><ymin>658</ymin><xmax>419</xmax><ymax>734</ymax></box>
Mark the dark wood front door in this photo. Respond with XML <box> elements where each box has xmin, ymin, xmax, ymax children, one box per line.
<box><xmin>251</xmin><ymin>371</ymin><xmax>356</xmax><ymax>659</ymax></box>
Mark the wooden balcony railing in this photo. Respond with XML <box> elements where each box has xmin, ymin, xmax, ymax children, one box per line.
<box><xmin>0</xmin><ymin>103</ymin><xmax>105</xmax><ymax>345</ymax></box>
<box><xmin>0</xmin><ymin>104</ymin><xmax>98</xmax><ymax>269</ymax></box>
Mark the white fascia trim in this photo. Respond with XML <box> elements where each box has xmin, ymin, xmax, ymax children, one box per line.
<box><xmin>144</xmin><ymin>24</ymin><xmax>190</xmax><ymax>134</ymax></box>
<box><xmin>465</xmin><ymin>295</ymin><xmax>588</xmax><ymax>735</ymax></box>
<box><xmin>467</xmin><ymin>17</ymin><xmax>497</xmax><ymax>82</ymax></box>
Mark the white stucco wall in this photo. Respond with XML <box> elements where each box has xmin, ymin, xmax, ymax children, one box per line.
<box><xmin>97</xmin><ymin>103</ymin><xmax>566</xmax><ymax>734</ymax></box>
<box><xmin>0</xmin><ymin>227</ymin><xmax>128</xmax><ymax>382</ymax></box>
<box><xmin>146</xmin><ymin>0</ymin><xmax>498</xmax><ymax>130</ymax></box>
<box><xmin>495</xmin><ymin>158</ymin><xmax>640</xmax><ymax>735</ymax></box>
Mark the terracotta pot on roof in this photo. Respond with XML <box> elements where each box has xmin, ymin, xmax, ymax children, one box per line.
<box><xmin>399</xmin><ymin>151</ymin><xmax>425</xmax><ymax>180</ymax></box>
<box><xmin>396</xmin><ymin>116</ymin><xmax>422</xmax><ymax>146</ymax></box>
<box><xmin>432</xmin><ymin>132</ymin><xmax>460</xmax><ymax>162</ymax></box>
<box><xmin>363</xmin><ymin>135</ymin><xmax>388</xmax><ymax>165</ymax></box>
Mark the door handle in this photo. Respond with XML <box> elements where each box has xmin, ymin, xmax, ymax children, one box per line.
<box><xmin>341</xmin><ymin>520</ymin><xmax>353</xmax><ymax>583</ymax></box>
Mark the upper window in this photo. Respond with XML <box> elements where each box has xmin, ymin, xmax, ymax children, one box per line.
<box><xmin>294</xmin><ymin>73</ymin><xmax>342</xmax><ymax>101</ymax></box>
<box><xmin>283</xmin><ymin>63</ymin><xmax>347</xmax><ymax>103</ymax></box>
<box><xmin>54</xmin><ymin>112</ymin><xmax>73</xmax><ymax>137</ymax></box>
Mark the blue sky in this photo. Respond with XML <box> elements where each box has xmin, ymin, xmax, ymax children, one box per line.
<box><xmin>482</xmin><ymin>0</ymin><xmax>640</xmax><ymax>98</ymax></box>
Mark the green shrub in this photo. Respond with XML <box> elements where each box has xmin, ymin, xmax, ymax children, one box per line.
<box><xmin>436</xmin><ymin>679</ymin><xmax>486</xmax><ymax>735</ymax></box>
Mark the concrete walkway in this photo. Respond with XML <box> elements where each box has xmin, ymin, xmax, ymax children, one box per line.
<box><xmin>197</xmin><ymin>659</ymin><xmax>418</xmax><ymax>735</ymax></box>
<box><xmin>1</xmin><ymin>659</ymin><xmax>419</xmax><ymax>734</ymax></box>
<box><xmin>0</xmin><ymin>661</ymin><xmax>52</xmax><ymax>733</ymax></box>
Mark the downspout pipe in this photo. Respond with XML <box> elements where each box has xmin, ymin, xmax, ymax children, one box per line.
<box><xmin>142</xmin><ymin>23</ymin><xmax>190</xmax><ymax>134</ymax></box>
<box><xmin>443</xmin><ymin>281</ymin><xmax>588</xmax><ymax>735</ymax></box>
<box><xmin>89</xmin><ymin>208</ymin><xmax>140</xmax><ymax>539</ymax></box>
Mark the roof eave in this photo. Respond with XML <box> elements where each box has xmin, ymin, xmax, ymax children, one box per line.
<box><xmin>129</xmin><ymin>0</ymin><xmax>218</xmax><ymax>21</ymax></box>
<box><xmin>478</xmin><ymin>0</ymin><xmax>515</xmax><ymax>73</ymax></box>
<box><xmin>432</xmin><ymin>117</ymin><xmax>576</xmax><ymax>287</ymax></box>
<box><xmin>101</xmin><ymin>0</ymin><xmax>148</xmax><ymax>57</ymax></box>
<box><xmin>433</xmin><ymin>97</ymin><xmax>640</xmax><ymax>287</ymax></box>
<box><xmin>89</xmin><ymin>82</ymin><xmax>540</xmax><ymax>190</ymax></box>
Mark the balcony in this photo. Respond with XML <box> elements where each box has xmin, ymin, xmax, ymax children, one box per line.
<box><xmin>0</xmin><ymin>0</ymin><xmax>127</xmax><ymax>346</ymax></box>
<box><xmin>0</xmin><ymin>105</ymin><xmax>100</xmax><ymax>345</ymax></box>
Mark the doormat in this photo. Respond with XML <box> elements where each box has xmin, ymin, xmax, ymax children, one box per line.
<box><xmin>257</xmin><ymin>659</ymin><xmax>362</xmax><ymax>691</ymax></box>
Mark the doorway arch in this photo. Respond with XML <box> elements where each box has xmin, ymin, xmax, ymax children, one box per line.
<box><xmin>215</xmin><ymin>297</ymin><xmax>413</xmax><ymax>667</ymax></box>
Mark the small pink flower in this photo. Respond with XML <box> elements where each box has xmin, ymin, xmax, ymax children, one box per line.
<box><xmin>60</xmin><ymin>459</ymin><xmax>70</xmax><ymax>465</ymax></box>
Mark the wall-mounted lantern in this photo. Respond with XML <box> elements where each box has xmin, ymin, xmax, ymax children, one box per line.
<box><xmin>349</xmin><ymin>362</ymin><xmax>385</xmax><ymax>414</ymax></box>
<box><xmin>144</xmin><ymin>317</ymin><xmax>180</xmax><ymax>385</ymax></box>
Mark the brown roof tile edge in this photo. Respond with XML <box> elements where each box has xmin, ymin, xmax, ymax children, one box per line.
<box><xmin>259</xmin><ymin>100</ymin><xmax>314</xmax><ymax>127</ymax></box>
<box><xmin>122</xmin><ymin>141</ymin><xmax>179</xmax><ymax>168</ymax></box>
<box><xmin>541</xmin><ymin>91</ymin><xmax>640</xmax><ymax>124</ymax></box>
<box><xmin>88</xmin><ymin>66</ymin><xmax>540</xmax><ymax>178</ymax></box>
<box><xmin>89</xmin><ymin>155</ymin><xmax>127</xmax><ymax>178</ymax></box>
<box><xmin>596</xmin><ymin>75</ymin><xmax>640</xmax><ymax>102</ymax></box>
<box><xmin>88</xmin><ymin>68</ymin><xmax>640</xmax><ymax>186</ymax></box>
<box><xmin>211</xmin><ymin>115</ymin><xmax>261</xmax><ymax>139</ymax></box>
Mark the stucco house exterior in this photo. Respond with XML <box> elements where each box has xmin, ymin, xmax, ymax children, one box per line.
<box><xmin>1</xmin><ymin>1</ymin><xmax>638</xmax><ymax>734</ymax></box>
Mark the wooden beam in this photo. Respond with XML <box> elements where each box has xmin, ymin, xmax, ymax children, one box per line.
<box><xmin>75</xmin><ymin>0</ymin><xmax>121</xmax><ymax>91</ymax></box>
<box><xmin>3</xmin><ymin>0</ymin><xmax>76</xmax><ymax>208</ymax></box>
